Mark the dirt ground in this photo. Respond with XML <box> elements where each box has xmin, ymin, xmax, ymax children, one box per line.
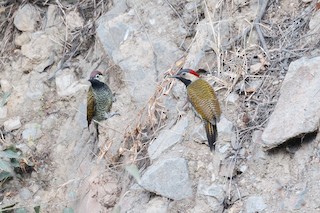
<box><xmin>0</xmin><ymin>0</ymin><xmax>320</xmax><ymax>212</ymax></box>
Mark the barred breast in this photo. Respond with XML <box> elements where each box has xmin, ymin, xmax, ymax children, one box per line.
<box><xmin>187</xmin><ymin>79</ymin><xmax>221</xmax><ymax>124</ymax></box>
<box><xmin>93</xmin><ymin>84</ymin><xmax>113</xmax><ymax>121</ymax></box>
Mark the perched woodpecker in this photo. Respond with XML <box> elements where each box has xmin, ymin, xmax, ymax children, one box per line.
<box><xmin>87</xmin><ymin>70</ymin><xmax>113</xmax><ymax>131</ymax></box>
<box><xmin>171</xmin><ymin>68</ymin><xmax>221</xmax><ymax>151</ymax></box>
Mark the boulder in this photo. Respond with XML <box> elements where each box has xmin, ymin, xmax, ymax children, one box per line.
<box><xmin>141</xmin><ymin>158</ymin><xmax>193</xmax><ymax>200</ymax></box>
<box><xmin>262</xmin><ymin>57</ymin><xmax>320</xmax><ymax>149</ymax></box>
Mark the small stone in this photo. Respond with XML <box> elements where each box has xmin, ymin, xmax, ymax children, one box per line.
<box><xmin>219</xmin><ymin>161</ymin><xmax>236</xmax><ymax>178</ymax></box>
<box><xmin>191</xmin><ymin>122</ymin><xmax>207</xmax><ymax>144</ymax></box>
<box><xmin>245</xmin><ymin>196</ymin><xmax>267</xmax><ymax>213</ymax></box>
<box><xmin>0</xmin><ymin>106</ymin><xmax>7</xmax><ymax>119</ymax></box>
<box><xmin>218</xmin><ymin>116</ymin><xmax>235</xmax><ymax>143</ymax></box>
<box><xmin>226</xmin><ymin>92</ymin><xmax>239</xmax><ymax>104</ymax></box>
<box><xmin>250</xmin><ymin>63</ymin><xmax>263</xmax><ymax>74</ymax></box>
<box><xmin>45</xmin><ymin>5</ymin><xmax>60</xmax><ymax>28</ymax></box>
<box><xmin>41</xmin><ymin>114</ymin><xmax>58</xmax><ymax>130</ymax></box>
<box><xmin>239</xmin><ymin>164</ymin><xmax>248</xmax><ymax>173</ymax></box>
<box><xmin>246</xmin><ymin>80</ymin><xmax>262</xmax><ymax>93</ymax></box>
<box><xmin>66</xmin><ymin>11</ymin><xmax>84</xmax><ymax>30</ymax></box>
<box><xmin>218</xmin><ymin>143</ymin><xmax>230</xmax><ymax>154</ymax></box>
<box><xmin>16</xmin><ymin>143</ymin><xmax>32</xmax><ymax>155</ymax></box>
<box><xmin>75</xmin><ymin>102</ymin><xmax>88</xmax><ymax>129</ymax></box>
<box><xmin>55</xmin><ymin>70</ymin><xmax>85</xmax><ymax>96</ymax></box>
<box><xmin>0</xmin><ymin>80</ymin><xmax>11</xmax><ymax>93</ymax></box>
<box><xmin>145</xmin><ymin>197</ymin><xmax>168</xmax><ymax>213</ymax></box>
<box><xmin>141</xmin><ymin>158</ymin><xmax>192</xmax><ymax>200</ymax></box>
<box><xmin>19</xmin><ymin>188</ymin><xmax>32</xmax><ymax>200</ymax></box>
<box><xmin>14</xmin><ymin>32</ymin><xmax>31</xmax><ymax>46</ymax></box>
<box><xmin>4</xmin><ymin>117</ymin><xmax>21</xmax><ymax>132</ymax></box>
<box><xmin>197</xmin><ymin>181</ymin><xmax>225</xmax><ymax>202</ymax></box>
<box><xmin>14</xmin><ymin>4</ymin><xmax>40</xmax><ymax>32</ymax></box>
<box><xmin>22</xmin><ymin>123</ymin><xmax>42</xmax><ymax>141</ymax></box>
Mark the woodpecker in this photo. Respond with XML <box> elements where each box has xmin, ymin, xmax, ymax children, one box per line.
<box><xmin>87</xmin><ymin>70</ymin><xmax>113</xmax><ymax>132</ymax></box>
<box><xmin>171</xmin><ymin>68</ymin><xmax>221</xmax><ymax>151</ymax></box>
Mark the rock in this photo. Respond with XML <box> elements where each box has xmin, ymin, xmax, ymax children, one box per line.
<box><xmin>190</xmin><ymin>199</ymin><xmax>212</xmax><ymax>213</ymax></box>
<box><xmin>145</xmin><ymin>197</ymin><xmax>168</xmax><ymax>213</ymax></box>
<box><xmin>41</xmin><ymin>115</ymin><xmax>58</xmax><ymax>130</ymax></box>
<box><xmin>218</xmin><ymin>143</ymin><xmax>230</xmax><ymax>154</ymax></box>
<box><xmin>55</xmin><ymin>70</ymin><xmax>85</xmax><ymax>96</ymax></box>
<box><xmin>75</xmin><ymin>102</ymin><xmax>88</xmax><ymax>129</ymax></box>
<box><xmin>197</xmin><ymin>181</ymin><xmax>225</xmax><ymax>212</ymax></box>
<box><xmin>119</xmin><ymin>188</ymin><xmax>150</xmax><ymax>213</ymax></box>
<box><xmin>262</xmin><ymin>57</ymin><xmax>320</xmax><ymax>149</ymax></box>
<box><xmin>14</xmin><ymin>4</ymin><xmax>40</xmax><ymax>32</ymax></box>
<box><xmin>0</xmin><ymin>106</ymin><xmax>7</xmax><ymax>119</ymax></box>
<box><xmin>21</xmin><ymin>32</ymin><xmax>56</xmax><ymax>73</ymax></box>
<box><xmin>141</xmin><ymin>158</ymin><xmax>192</xmax><ymax>200</ymax></box>
<box><xmin>14</xmin><ymin>32</ymin><xmax>31</xmax><ymax>46</ymax></box>
<box><xmin>45</xmin><ymin>5</ymin><xmax>61</xmax><ymax>29</ymax></box>
<box><xmin>4</xmin><ymin>117</ymin><xmax>21</xmax><ymax>132</ymax></box>
<box><xmin>246</xmin><ymin>79</ymin><xmax>262</xmax><ymax>93</ymax></box>
<box><xmin>148</xmin><ymin>117</ymin><xmax>188</xmax><ymax>160</ymax></box>
<box><xmin>0</xmin><ymin>79</ymin><xmax>11</xmax><ymax>93</ymax></box>
<box><xmin>15</xmin><ymin>143</ymin><xmax>32</xmax><ymax>155</ymax></box>
<box><xmin>217</xmin><ymin>116</ymin><xmax>235</xmax><ymax>143</ymax></box>
<box><xmin>191</xmin><ymin>122</ymin><xmax>207</xmax><ymax>144</ymax></box>
<box><xmin>306</xmin><ymin>10</ymin><xmax>320</xmax><ymax>45</ymax></box>
<box><xmin>197</xmin><ymin>181</ymin><xmax>225</xmax><ymax>202</ymax></box>
<box><xmin>226</xmin><ymin>92</ymin><xmax>239</xmax><ymax>104</ymax></box>
<box><xmin>185</xmin><ymin>18</ymin><xmax>229</xmax><ymax>67</ymax></box>
<box><xmin>245</xmin><ymin>196</ymin><xmax>267</xmax><ymax>213</ymax></box>
<box><xmin>65</xmin><ymin>11</ymin><xmax>84</xmax><ymax>30</ymax></box>
<box><xmin>250</xmin><ymin>63</ymin><xmax>264</xmax><ymax>74</ymax></box>
<box><xmin>96</xmin><ymin>0</ymin><xmax>184</xmax><ymax>106</ymax></box>
<box><xmin>22</xmin><ymin>123</ymin><xmax>42</xmax><ymax>141</ymax></box>
<box><xmin>250</xmin><ymin>130</ymin><xmax>266</xmax><ymax>160</ymax></box>
<box><xmin>219</xmin><ymin>161</ymin><xmax>236</xmax><ymax>179</ymax></box>
<box><xmin>19</xmin><ymin>188</ymin><xmax>32</xmax><ymax>200</ymax></box>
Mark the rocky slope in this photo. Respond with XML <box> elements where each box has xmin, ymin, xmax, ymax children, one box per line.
<box><xmin>0</xmin><ymin>0</ymin><xmax>320</xmax><ymax>212</ymax></box>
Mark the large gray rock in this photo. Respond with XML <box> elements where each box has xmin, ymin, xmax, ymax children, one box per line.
<box><xmin>262</xmin><ymin>57</ymin><xmax>320</xmax><ymax>149</ymax></box>
<box><xmin>141</xmin><ymin>158</ymin><xmax>192</xmax><ymax>200</ymax></box>
<box><xmin>148</xmin><ymin>117</ymin><xmax>188</xmax><ymax>160</ymax></box>
<box><xmin>96</xmin><ymin>0</ymin><xmax>184</xmax><ymax>106</ymax></box>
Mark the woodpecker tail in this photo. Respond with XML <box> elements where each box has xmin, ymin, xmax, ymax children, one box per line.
<box><xmin>94</xmin><ymin>122</ymin><xmax>99</xmax><ymax>138</ymax></box>
<box><xmin>204</xmin><ymin>121</ymin><xmax>217</xmax><ymax>151</ymax></box>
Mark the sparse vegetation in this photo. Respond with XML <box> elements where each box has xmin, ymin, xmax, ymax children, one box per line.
<box><xmin>0</xmin><ymin>0</ymin><xmax>319</xmax><ymax>212</ymax></box>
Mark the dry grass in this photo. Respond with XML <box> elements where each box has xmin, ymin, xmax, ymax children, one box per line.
<box><xmin>197</xmin><ymin>0</ymin><xmax>319</xmax><ymax>205</ymax></box>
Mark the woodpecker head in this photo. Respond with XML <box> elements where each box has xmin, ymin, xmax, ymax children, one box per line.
<box><xmin>89</xmin><ymin>70</ymin><xmax>105</xmax><ymax>88</ymax></box>
<box><xmin>171</xmin><ymin>69</ymin><xmax>200</xmax><ymax>86</ymax></box>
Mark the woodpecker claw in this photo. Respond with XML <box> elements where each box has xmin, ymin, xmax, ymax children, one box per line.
<box><xmin>104</xmin><ymin>111</ymin><xmax>120</xmax><ymax>119</ymax></box>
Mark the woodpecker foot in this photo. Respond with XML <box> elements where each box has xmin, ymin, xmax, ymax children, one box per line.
<box><xmin>104</xmin><ymin>111</ymin><xmax>120</xmax><ymax>119</ymax></box>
